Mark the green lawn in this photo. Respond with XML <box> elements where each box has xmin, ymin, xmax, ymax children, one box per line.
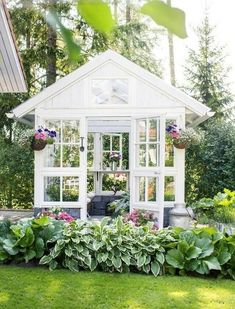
<box><xmin>0</xmin><ymin>266</ymin><xmax>235</xmax><ymax>309</ymax></box>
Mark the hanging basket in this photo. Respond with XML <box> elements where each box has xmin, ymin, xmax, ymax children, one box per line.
<box><xmin>173</xmin><ymin>141</ymin><xmax>187</xmax><ymax>149</ymax></box>
<box><xmin>31</xmin><ymin>138</ymin><xmax>47</xmax><ymax>151</ymax></box>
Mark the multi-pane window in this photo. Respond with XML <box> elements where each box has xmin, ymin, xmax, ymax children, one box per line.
<box><xmin>44</xmin><ymin>176</ymin><xmax>79</xmax><ymax>202</ymax></box>
<box><xmin>136</xmin><ymin>118</ymin><xmax>160</xmax><ymax>168</ymax></box>
<box><xmin>43</xmin><ymin>120</ymin><xmax>80</xmax><ymax>167</ymax></box>
<box><xmin>102</xmin><ymin>133</ymin><xmax>122</xmax><ymax>169</ymax></box>
<box><xmin>136</xmin><ymin>176</ymin><xmax>158</xmax><ymax>203</ymax></box>
<box><xmin>92</xmin><ymin>79</ymin><xmax>128</xmax><ymax>105</ymax></box>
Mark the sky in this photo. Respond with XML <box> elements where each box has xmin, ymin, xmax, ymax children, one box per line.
<box><xmin>162</xmin><ymin>0</ymin><xmax>235</xmax><ymax>93</ymax></box>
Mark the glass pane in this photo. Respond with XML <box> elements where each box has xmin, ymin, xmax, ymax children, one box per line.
<box><xmin>149</xmin><ymin>119</ymin><xmax>159</xmax><ymax>142</ymax></box>
<box><xmin>137</xmin><ymin>120</ymin><xmax>146</xmax><ymax>142</ymax></box>
<box><xmin>165</xmin><ymin>144</ymin><xmax>174</xmax><ymax>167</ymax></box>
<box><xmin>148</xmin><ymin>177</ymin><xmax>157</xmax><ymax>202</ymax></box>
<box><xmin>87</xmin><ymin>133</ymin><xmax>94</xmax><ymax>151</ymax></box>
<box><xmin>62</xmin><ymin>145</ymin><xmax>80</xmax><ymax>167</ymax></box>
<box><xmin>138</xmin><ymin>144</ymin><xmax>146</xmax><ymax>167</ymax></box>
<box><xmin>44</xmin><ymin>176</ymin><xmax>60</xmax><ymax>202</ymax></box>
<box><xmin>138</xmin><ymin>177</ymin><xmax>145</xmax><ymax>201</ymax></box>
<box><xmin>122</xmin><ymin>133</ymin><xmax>129</xmax><ymax>170</ymax></box>
<box><xmin>164</xmin><ymin>176</ymin><xmax>175</xmax><ymax>201</ymax></box>
<box><xmin>62</xmin><ymin>176</ymin><xmax>79</xmax><ymax>202</ymax></box>
<box><xmin>103</xmin><ymin>152</ymin><xmax>110</xmax><ymax>169</ymax></box>
<box><xmin>112</xmin><ymin>135</ymin><xmax>120</xmax><ymax>151</ymax></box>
<box><xmin>92</xmin><ymin>79</ymin><xmax>128</xmax><ymax>104</ymax></box>
<box><xmin>103</xmin><ymin>135</ymin><xmax>110</xmax><ymax>151</ymax></box>
<box><xmin>102</xmin><ymin>173</ymin><xmax>127</xmax><ymax>192</ymax></box>
<box><xmin>87</xmin><ymin>151</ymin><xmax>94</xmax><ymax>168</ymax></box>
<box><xmin>149</xmin><ymin>144</ymin><xmax>158</xmax><ymax>167</ymax></box>
<box><xmin>45</xmin><ymin>120</ymin><xmax>61</xmax><ymax>143</ymax></box>
<box><xmin>63</xmin><ymin>120</ymin><xmax>80</xmax><ymax>143</ymax></box>
<box><xmin>43</xmin><ymin>144</ymin><xmax>61</xmax><ymax>167</ymax></box>
<box><xmin>87</xmin><ymin>174</ymin><xmax>94</xmax><ymax>192</ymax></box>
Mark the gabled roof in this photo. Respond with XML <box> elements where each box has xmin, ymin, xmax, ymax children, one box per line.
<box><xmin>0</xmin><ymin>0</ymin><xmax>27</xmax><ymax>93</ymax></box>
<box><xmin>10</xmin><ymin>49</ymin><xmax>213</xmax><ymax>125</ymax></box>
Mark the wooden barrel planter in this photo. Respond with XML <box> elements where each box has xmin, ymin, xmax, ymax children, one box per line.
<box><xmin>31</xmin><ymin>138</ymin><xmax>47</xmax><ymax>151</ymax></box>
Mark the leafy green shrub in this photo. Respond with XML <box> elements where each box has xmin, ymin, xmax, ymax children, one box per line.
<box><xmin>0</xmin><ymin>217</ymin><xmax>64</xmax><ymax>263</ymax></box>
<box><xmin>39</xmin><ymin>217</ymin><xmax>165</xmax><ymax>275</ymax></box>
<box><xmin>192</xmin><ymin>189</ymin><xmax>235</xmax><ymax>225</ymax></box>
<box><xmin>107</xmin><ymin>192</ymin><xmax>130</xmax><ymax>217</ymax></box>
<box><xmin>1</xmin><ymin>217</ymin><xmax>235</xmax><ymax>280</ymax></box>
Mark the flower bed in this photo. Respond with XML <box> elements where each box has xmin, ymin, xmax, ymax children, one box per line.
<box><xmin>0</xmin><ymin>217</ymin><xmax>235</xmax><ymax>280</ymax></box>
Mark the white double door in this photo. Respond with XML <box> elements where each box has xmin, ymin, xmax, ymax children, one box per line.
<box><xmin>129</xmin><ymin>116</ymin><xmax>165</xmax><ymax>228</ymax></box>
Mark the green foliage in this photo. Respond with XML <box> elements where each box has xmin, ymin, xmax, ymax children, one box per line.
<box><xmin>0</xmin><ymin>129</ymin><xmax>34</xmax><ymax>209</ymax></box>
<box><xmin>192</xmin><ymin>189</ymin><xmax>235</xmax><ymax>225</ymax></box>
<box><xmin>77</xmin><ymin>0</ymin><xmax>116</xmax><ymax>35</ymax></box>
<box><xmin>0</xmin><ymin>217</ymin><xmax>64</xmax><ymax>263</ymax></box>
<box><xmin>1</xmin><ymin>217</ymin><xmax>235</xmax><ymax>280</ymax></box>
<box><xmin>37</xmin><ymin>219</ymin><xmax>235</xmax><ymax>279</ymax></box>
<box><xmin>47</xmin><ymin>11</ymin><xmax>81</xmax><ymax>62</ymax></box>
<box><xmin>186</xmin><ymin>121</ymin><xmax>235</xmax><ymax>203</ymax></box>
<box><xmin>184</xmin><ymin>15</ymin><xmax>233</xmax><ymax>119</ymax></box>
<box><xmin>140</xmin><ymin>0</ymin><xmax>187</xmax><ymax>38</ymax></box>
<box><xmin>108</xmin><ymin>192</ymin><xmax>130</xmax><ymax>217</ymax></box>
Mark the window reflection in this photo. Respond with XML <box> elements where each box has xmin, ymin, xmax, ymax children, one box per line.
<box><xmin>92</xmin><ymin>79</ymin><xmax>128</xmax><ymax>104</ymax></box>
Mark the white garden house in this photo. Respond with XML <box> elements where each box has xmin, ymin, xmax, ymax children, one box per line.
<box><xmin>10</xmin><ymin>50</ymin><xmax>212</xmax><ymax>228</ymax></box>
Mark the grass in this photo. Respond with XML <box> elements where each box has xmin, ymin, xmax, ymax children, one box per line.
<box><xmin>0</xmin><ymin>266</ymin><xmax>235</xmax><ymax>309</ymax></box>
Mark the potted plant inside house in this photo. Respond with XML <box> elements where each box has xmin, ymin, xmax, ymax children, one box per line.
<box><xmin>166</xmin><ymin>124</ymin><xmax>199</xmax><ymax>149</ymax></box>
<box><xmin>109</xmin><ymin>152</ymin><xmax>121</xmax><ymax>170</ymax></box>
<box><xmin>31</xmin><ymin>127</ymin><xmax>57</xmax><ymax>151</ymax></box>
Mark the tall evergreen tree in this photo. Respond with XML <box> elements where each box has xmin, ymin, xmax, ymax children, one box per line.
<box><xmin>184</xmin><ymin>15</ymin><xmax>233</xmax><ymax>119</ymax></box>
<box><xmin>184</xmin><ymin>15</ymin><xmax>235</xmax><ymax>203</ymax></box>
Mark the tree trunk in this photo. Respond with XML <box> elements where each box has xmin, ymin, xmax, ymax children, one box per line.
<box><xmin>113</xmin><ymin>0</ymin><xmax>118</xmax><ymax>21</ymax></box>
<box><xmin>46</xmin><ymin>0</ymin><xmax>57</xmax><ymax>87</ymax></box>
<box><xmin>126</xmin><ymin>0</ymin><xmax>131</xmax><ymax>23</ymax></box>
<box><xmin>167</xmin><ymin>0</ymin><xmax>176</xmax><ymax>86</ymax></box>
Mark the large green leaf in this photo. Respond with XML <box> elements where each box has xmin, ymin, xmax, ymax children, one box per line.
<box><xmin>113</xmin><ymin>256</ymin><xmax>122</xmax><ymax>269</ymax></box>
<box><xmin>186</xmin><ymin>246</ymin><xmax>202</xmax><ymax>260</ymax></box>
<box><xmin>35</xmin><ymin>237</ymin><xmax>45</xmax><ymax>258</ymax></box>
<box><xmin>3</xmin><ymin>239</ymin><xmax>19</xmax><ymax>256</ymax></box>
<box><xmin>156</xmin><ymin>252</ymin><xmax>165</xmax><ymax>265</ymax></box>
<box><xmin>151</xmin><ymin>261</ymin><xmax>160</xmax><ymax>276</ymax></box>
<box><xmin>18</xmin><ymin>227</ymin><xmax>35</xmax><ymax>248</ymax></box>
<box><xmin>217</xmin><ymin>249</ymin><xmax>231</xmax><ymax>265</ymax></box>
<box><xmin>77</xmin><ymin>0</ymin><xmax>116</xmax><ymax>35</ymax></box>
<box><xmin>204</xmin><ymin>256</ymin><xmax>221</xmax><ymax>271</ymax></box>
<box><xmin>166</xmin><ymin>249</ymin><xmax>184</xmax><ymax>269</ymax></box>
<box><xmin>46</xmin><ymin>11</ymin><xmax>81</xmax><ymax>61</ymax></box>
<box><xmin>195</xmin><ymin>238</ymin><xmax>214</xmax><ymax>258</ymax></box>
<box><xmin>196</xmin><ymin>261</ymin><xmax>209</xmax><ymax>275</ymax></box>
<box><xmin>137</xmin><ymin>255</ymin><xmax>146</xmax><ymax>268</ymax></box>
<box><xmin>39</xmin><ymin>255</ymin><xmax>53</xmax><ymax>265</ymax></box>
<box><xmin>140</xmin><ymin>0</ymin><xmax>187</xmax><ymax>38</ymax></box>
<box><xmin>24</xmin><ymin>249</ymin><xmax>36</xmax><ymax>263</ymax></box>
<box><xmin>31</xmin><ymin>216</ymin><xmax>49</xmax><ymax>228</ymax></box>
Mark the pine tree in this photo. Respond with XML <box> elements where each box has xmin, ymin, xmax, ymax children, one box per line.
<box><xmin>184</xmin><ymin>15</ymin><xmax>233</xmax><ymax>119</ymax></box>
<box><xmin>184</xmin><ymin>15</ymin><xmax>235</xmax><ymax>203</ymax></box>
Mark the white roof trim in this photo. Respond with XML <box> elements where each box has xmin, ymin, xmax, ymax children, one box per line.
<box><xmin>12</xmin><ymin>49</ymin><xmax>211</xmax><ymax>118</ymax></box>
<box><xmin>0</xmin><ymin>0</ymin><xmax>27</xmax><ymax>93</ymax></box>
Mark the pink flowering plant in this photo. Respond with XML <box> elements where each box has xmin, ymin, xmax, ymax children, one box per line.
<box><xmin>41</xmin><ymin>207</ymin><xmax>74</xmax><ymax>223</ymax></box>
<box><xmin>166</xmin><ymin>124</ymin><xmax>199</xmax><ymax>147</ymax></box>
<box><xmin>109</xmin><ymin>152</ymin><xmax>122</xmax><ymax>162</ymax></box>
<box><xmin>34</xmin><ymin>127</ymin><xmax>57</xmax><ymax>145</ymax></box>
<box><xmin>124</xmin><ymin>209</ymin><xmax>158</xmax><ymax>230</ymax></box>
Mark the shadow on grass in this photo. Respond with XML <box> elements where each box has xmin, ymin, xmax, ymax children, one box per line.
<box><xmin>0</xmin><ymin>266</ymin><xmax>235</xmax><ymax>309</ymax></box>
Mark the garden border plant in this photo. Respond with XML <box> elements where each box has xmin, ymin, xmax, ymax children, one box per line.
<box><xmin>1</xmin><ymin>216</ymin><xmax>235</xmax><ymax>280</ymax></box>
